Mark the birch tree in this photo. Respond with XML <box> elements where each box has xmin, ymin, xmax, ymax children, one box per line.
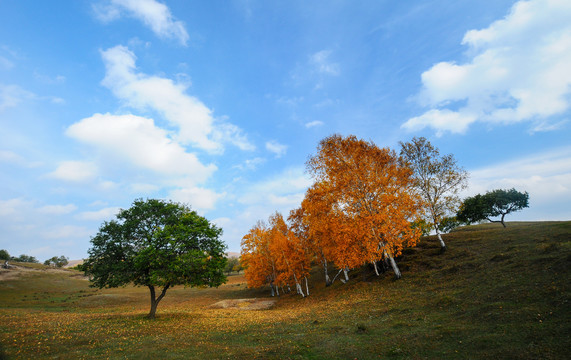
<box><xmin>399</xmin><ymin>137</ymin><xmax>468</xmax><ymax>251</ymax></box>
<box><xmin>306</xmin><ymin>135</ymin><xmax>422</xmax><ymax>279</ymax></box>
<box><xmin>240</xmin><ymin>221</ymin><xmax>280</xmax><ymax>296</ymax></box>
<box><xmin>268</xmin><ymin>212</ymin><xmax>311</xmax><ymax>297</ymax></box>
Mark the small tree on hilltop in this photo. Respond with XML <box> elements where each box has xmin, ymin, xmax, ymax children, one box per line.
<box><xmin>457</xmin><ymin>188</ymin><xmax>529</xmax><ymax>228</ymax></box>
<box><xmin>83</xmin><ymin>199</ymin><xmax>227</xmax><ymax>319</ymax></box>
<box><xmin>44</xmin><ymin>255</ymin><xmax>69</xmax><ymax>268</ymax></box>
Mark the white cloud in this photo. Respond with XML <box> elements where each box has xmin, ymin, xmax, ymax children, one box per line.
<box><xmin>76</xmin><ymin>207</ymin><xmax>120</xmax><ymax>221</ymax></box>
<box><xmin>168</xmin><ymin>187</ymin><xmax>224</xmax><ymax>213</ymax></box>
<box><xmin>402</xmin><ymin>109</ymin><xmax>477</xmax><ymax>136</ymax></box>
<box><xmin>465</xmin><ymin>146</ymin><xmax>571</xmax><ymax>220</ymax></box>
<box><xmin>238</xmin><ymin>167</ymin><xmax>311</xmax><ymax>207</ymax></box>
<box><xmin>100</xmin><ymin>45</ymin><xmax>253</xmax><ymax>153</ymax></box>
<box><xmin>48</xmin><ymin>161</ymin><xmax>98</xmax><ymax>182</ymax></box>
<box><xmin>44</xmin><ymin>225</ymin><xmax>92</xmax><ymax>240</ymax></box>
<box><xmin>310</xmin><ymin>50</ymin><xmax>340</xmax><ymax>76</ymax></box>
<box><xmin>265</xmin><ymin>140</ymin><xmax>288</xmax><ymax>158</ymax></box>
<box><xmin>404</xmin><ymin>0</ymin><xmax>571</xmax><ymax>134</ymax></box>
<box><xmin>0</xmin><ymin>56</ymin><xmax>13</xmax><ymax>70</ymax></box>
<box><xmin>0</xmin><ymin>198</ymin><xmax>29</xmax><ymax>217</ymax></box>
<box><xmin>94</xmin><ymin>0</ymin><xmax>189</xmax><ymax>45</ymax></box>
<box><xmin>0</xmin><ymin>150</ymin><xmax>24</xmax><ymax>164</ymax></box>
<box><xmin>66</xmin><ymin>113</ymin><xmax>216</xmax><ymax>183</ymax></box>
<box><xmin>305</xmin><ymin>120</ymin><xmax>324</xmax><ymax>128</ymax></box>
<box><xmin>38</xmin><ymin>204</ymin><xmax>78</xmax><ymax>215</ymax></box>
<box><xmin>130</xmin><ymin>183</ymin><xmax>160</xmax><ymax>193</ymax></box>
<box><xmin>0</xmin><ymin>84</ymin><xmax>33</xmax><ymax>112</ymax></box>
<box><xmin>233</xmin><ymin>157</ymin><xmax>266</xmax><ymax>171</ymax></box>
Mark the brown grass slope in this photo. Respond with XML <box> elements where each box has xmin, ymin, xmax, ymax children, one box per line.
<box><xmin>0</xmin><ymin>221</ymin><xmax>569</xmax><ymax>359</ymax></box>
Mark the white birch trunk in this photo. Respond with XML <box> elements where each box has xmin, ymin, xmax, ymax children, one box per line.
<box><xmin>270</xmin><ymin>284</ymin><xmax>275</xmax><ymax>297</ymax></box>
<box><xmin>385</xmin><ymin>251</ymin><xmax>402</xmax><ymax>279</ymax></box>
<box><xmin>372</xmin><ymin>260</ymin><xmax>380</xmax><ymax>276</ymax></box>
<box><xmin>343</xmin><ymin>268</ymin><xmax>349</xmax><ymax>281</ymax></box>
<box><xmin>305</xmin><ymin>276</ymin><xmax>309</xmax><ymax>296</ymax></box>
<box><xmin>332</xmin><ymin>269</ymin><xmax>344</xmax><ymax>284</ymax></box>
<box><xmin>323</xmin><ymin>258</ymin><xmax>331</xmax><ymax>285</ymax></box>
<box><xmin>436</xmin><ymin>230</ymin><xmax>446</xmax><ymax>249</ymax></box>
<box><xmin>296</xmin><ymin>282</ymin><xmax>305</xmax><ymax>297</ymax></box>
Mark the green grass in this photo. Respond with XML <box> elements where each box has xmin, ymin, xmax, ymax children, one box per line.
<box><xmin>0</xmin><ymin>221</ymin><xmax>569</xmax><ymax>359</ymax></box>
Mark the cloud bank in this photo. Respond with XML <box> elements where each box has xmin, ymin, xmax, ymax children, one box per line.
<box><xmin>100</xmin><ymin>45</ymin><xmax>253</xmax><ymax>153</ymax></box>
<box><xmin>404</xmin><ymin>0</ymin><xmax>571</xmax><ymax>135</ymax></box>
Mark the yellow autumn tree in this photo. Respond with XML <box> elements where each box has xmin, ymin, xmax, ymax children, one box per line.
<box><xmin>240</xmin><ymin>221</ymin><xmax>280</xmax><ymax>296</ymax></box>
<box><xmin>241</xmin><ymin>214</ymin><xmax>312</xmax><ymax>297</ymax></box>
<box><xmin>305</xmin><ymin>134</ymin><xmax>422</xmax><ymax>279</ymax></box>
<box><xmin>268</xmin><ymin>212</ymin><xmax>311</xmax><ymax>297</ymax></box>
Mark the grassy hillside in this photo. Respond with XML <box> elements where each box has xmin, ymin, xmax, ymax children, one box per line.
<box><xmin>0</xmin><ymin>221</ymin><xmax>569</xmax><ymax>359</ymax></box>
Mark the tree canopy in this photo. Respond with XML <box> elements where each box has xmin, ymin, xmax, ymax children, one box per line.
<box><xmin>457</xmin><ymin>188</ymin><xmax>529</xmax><ymax>227</ymax></box>
<box><xmin>0</xmin><ymin>249</ymin><xmax>10</xmax><ymax>260</ymax></box>
<box><xmin>304</xmin><ymin>134</ymin><xmax>422</xmax><ymax>279</ymax></box>
<box><xmin>400</xmin><ymin>137</ymin><xmax>468</xmax><ymax>250</ymax></box>
<box><xmin>83</xmin><ymin>199</ymin><xmax>227</xmax><ymax>319</ymax></box>
<box><xmin>44</xmin><ymin>255</ymin><xmax>69</xmax><ymax>268</ymax></box>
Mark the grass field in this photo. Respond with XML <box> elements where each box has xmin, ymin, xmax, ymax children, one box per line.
<box><xmin>1</xmin><ymin>221</ymin><xmax>569</xmax><ymax>359</ymax></box>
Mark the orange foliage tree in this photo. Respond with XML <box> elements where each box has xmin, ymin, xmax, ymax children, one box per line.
<box><xmin>240</xmin><ymin>221</ymin><xmax>280</xmax><ymax>296</ymax></box>
<box><xmin>268</xmin><ymin>212</ymin><xmax>311</xmax><ymax>297</ymax></box>
<box><xmin>304</xmin><ymin>134</ymin><xmax>422</xmax><ymax>279</ymax></box>
<box><xmin>241</xmin><ymin>213</ymin><xmax>312</xmax><ymax>297</ymax></box>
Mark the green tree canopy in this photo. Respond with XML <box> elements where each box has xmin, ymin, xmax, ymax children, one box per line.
<box><xmin>44</xmin><ymin>255</ymin><xmax>69</xmax><ymax>268</ymax></box>
<box><xmin>457</xmin><ymin>188</ymin><xmax>529</xmax><ymax>228</ymax></box>
<box><xmin>12</xmin><ymin>254</ymin><xmax>39</xmax><ymax>263</ymax></box>
<box><xmin>0</xmin><ymin>249</ymin><xmax>10</xmax><ymax>260</ymax></box>
<box><xmin>225</xmin><ymin>256</ymin><xmax>240</xmax><ymax>275</ymax></box>
<box><xmin>83</xmin><ymin>199</ymin><xmax>227</xmax><ymax>319</ymax></box>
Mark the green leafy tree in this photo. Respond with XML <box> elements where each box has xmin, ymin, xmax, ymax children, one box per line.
<box><xmin>0</xmin><ymin>249</ymin><xmax>10</xmax><ymax>260</ymax></box>
<box><xmin>439</xmin><ymin>217</ymin><xmax>461</xmax><ymax>234</ymax></box>
<box><xmin>44</xmin><ymin>255</ymin><xmax>69</xmax><ymax>268</ymax></box>
<box><xmin>400</xmin><ymin>137</ymin><xmax>469</xmax><ymax>251</ymax></box>
<box><xmin>225</xmin><ymin>256</ymin><xmax>240</xmax><ymax>275</ymax></box>
<box><xmin>83</xmin><ymin>199</ymin><xmax>227</xmax><ymax>319</ymax></box>
<box><xmin>457</xmin><ymin>188</ymin><xmax>529</xmax><ymax>228</ymax></box>
<box><xmin>12</xmin><ymin>254</ymin><xmax>39</xmax><ymax>263</ymax></box>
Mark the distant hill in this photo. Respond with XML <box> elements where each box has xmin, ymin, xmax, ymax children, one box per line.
<box><xmin>64</xmin><ymin>259</ymin><xmax>84</xmax><ymax>268</ymax></box>
<box><xmin>226</xmin><ymin>251</ymin><xmax>240</xmax><ymax>258</ymax></box>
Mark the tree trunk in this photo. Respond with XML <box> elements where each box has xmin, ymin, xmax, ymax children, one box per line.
<box><xmin>384</xmin><ymin>251</ymin><xmax>402</xmax><ymax>279</ymax></box>
<box><xmin>343</xmin><ymin>268</ymin><xmax>349</xmax><ymax>283</ymax></box>
<box><xmin>331</xmin><ymin>269</ymin><xmax>344</xmax><ymax>284</ymax></box>
<box><xmin>296</xmin><ymin>282</ymin><xmax>305</xmax><ymax>297</ymax></box>
<box><xmin>146</xmin><ymin>284</ymin><xmax>170</xmax><ymax>319</ymax></box>
<box><xmin>436</xmin><ymin>228</ymin><xmax>447</xmax><ymax>251</ymax></box>
<box><xmin>372</xmin><ymin>258</ymin><xmax>380</xmax><ymax>276</ymax></box>
<box><xmin>500</xmin><ymin>213</ymin><xmax>507</xmax><ymax>228</ymax></box>
<box><xmin>305</xmin><ymin>276</ymin><xmax>309</xmax><ymax>296</ymax></box>
<box><xmin>323</xmin><ymin>258</ymin><xmax>332</xmax><ymax>286</ymax></box>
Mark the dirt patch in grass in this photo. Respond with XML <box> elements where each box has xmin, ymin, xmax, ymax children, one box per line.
<box><xmin>209</xmin><ymin>298</ymin><xmax>276</xmax><ymax>310</ymax></box>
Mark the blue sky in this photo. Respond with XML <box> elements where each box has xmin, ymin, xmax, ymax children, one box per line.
<box><xmin>1</xmin><ymin>0</ymin><xmax>570</xmax><ymax>260</ymax></box>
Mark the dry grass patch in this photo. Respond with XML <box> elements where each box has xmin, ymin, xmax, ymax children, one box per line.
<box><xmin>209</xmin><ymin>298</ymin><xmax>277</xmax><ymax>310</ymax></box>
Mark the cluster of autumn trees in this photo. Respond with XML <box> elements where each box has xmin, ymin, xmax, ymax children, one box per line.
<box><xmin>240</xmin><ymin>135</ymin><xmax>471</xmax><ymax>296</ymax></box>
